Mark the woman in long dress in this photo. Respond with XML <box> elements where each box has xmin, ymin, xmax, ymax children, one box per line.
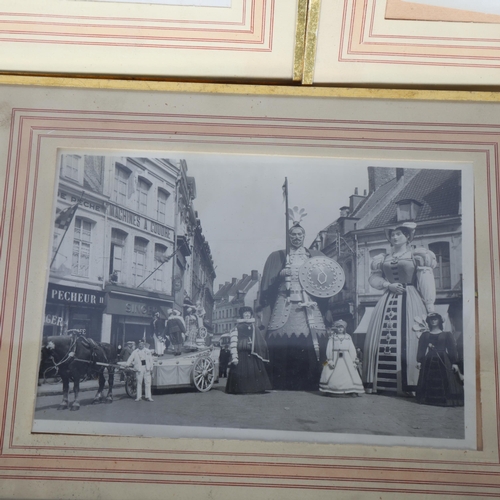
<box><xmin>319</xmin><ymin>320</ymin><xmax>364</xmax><ymax>395</ymax></box>
<box><xmin>226</xmin><ymin>307</ymin><xmax>272</xmax><ymax>394</ymax></box>
<box><xmin>362</xmin><ymin>222</ymin><xmax>437</xmax><ymax>395</ymax></box>
<box><xmin>416</xmin><ymin>313</ymin><xmax>464</xmax><ymax>406</ymax></box>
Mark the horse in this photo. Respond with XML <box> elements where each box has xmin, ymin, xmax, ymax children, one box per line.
<box><xmin>40</xmin><ymin>335</ymin><xmax>117</xmax><ymax>411</ymax></box>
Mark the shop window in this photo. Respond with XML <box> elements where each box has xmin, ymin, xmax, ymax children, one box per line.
<box><xmin>137</xmin><ymin>177</ymin><xmax>151</xmax><ymax>215</ymax></box>
<box><xmin>72</xmin><ymin>218</ymin><xmax>92</xmax><ymax>278</ymax></box>
<box><xmin>61</xmin><ymin>154</ymin><xmax>82</xmax><ymax>183</ymax></box>
<box><xmin>429</xmin><ymin>241</ymin><xmax>451</xmax><ymax>289</ymax></box>
<box><xmin>133</xmin><ymin>237</ymin><xmax>149</xmax><ymax>287</ymax></box>
<box><xmin>157</xmin><ymin>188</ymin><xmax>170</xmax><ymax>223</ymax></box>
<box><xmin>113</xmin><ymin>164</ymin><xmax>131</xmax><ymax>206</ymax></box>
<box><xmin>153</xmin><ymin>243</ymin><xmax>168</xmax><ymax>291</ymax></box>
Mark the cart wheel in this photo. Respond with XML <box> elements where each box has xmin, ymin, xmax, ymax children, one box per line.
<box><xmin>125</xmin><ymin>373</ymin><xmax>137</xmax><ymax>399</ymax></box>
<box><xmin>192</xmin><ymin>356</ymin><xmax>215</xmax><ymax>392</ymax></box>
<box><xmin>198</xmin><ymin>327</ymin><xmax>208</xmax><ymax>339</ymax></box>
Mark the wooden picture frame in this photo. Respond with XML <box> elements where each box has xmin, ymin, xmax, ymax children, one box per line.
<box><xmin>0</xmin><ymin>76</ymin><xmax>499</xmax><ymax>499</ymax></box>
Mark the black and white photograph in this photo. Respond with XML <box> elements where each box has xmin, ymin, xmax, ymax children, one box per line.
<box><xmin>33</xmin><ymin>152</ymin><xmax>475</xmax><ymax>448</ymax></box>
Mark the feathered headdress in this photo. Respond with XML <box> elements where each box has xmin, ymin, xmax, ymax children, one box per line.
<box><xmin>288</xmin><ymin>206</ymin><xmax>307</xmax><ymax>230</ymax></box>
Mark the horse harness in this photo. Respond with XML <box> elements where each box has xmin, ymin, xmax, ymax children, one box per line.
<box><xmin>44</xmin><ymin>337</ymin><xmax>109</xmax><ymax>379</ymax></box>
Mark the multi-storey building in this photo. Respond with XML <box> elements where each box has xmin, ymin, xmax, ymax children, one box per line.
<box><xmin>44</xmin><ymin>154</ymin><xmax>215</xmax><ymax>346</ymax></box>
<box><xmin>212</xmin><ymin>270</ymin><xmax>260</xmax><ymax>338</ymax></box>
<box><xmin>313</xmin><ymin>167</ymin><xmax>463</xmax><ymax>351</ymax></box>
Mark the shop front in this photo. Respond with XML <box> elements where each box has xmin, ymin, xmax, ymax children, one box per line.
<box><xmin>105</xmin><ymin>293</ymin><xmax>173</xmax><ymax>348</ymax></box>
<box><xmin>43</xmin><ymin>283</ymin><xmax>106</xmax><ymax>341</ymax></box>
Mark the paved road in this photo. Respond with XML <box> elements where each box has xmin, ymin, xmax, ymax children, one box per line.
<box><xmin>34</xmin><ymin>376</ymin><xmax>464</xmax><ymax>440</ymax></box>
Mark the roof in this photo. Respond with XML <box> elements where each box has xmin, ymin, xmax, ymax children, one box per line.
<box><xmin>366</xmin><ymin>169</ymin><xmax>461</xmax><ymax>229</ymax></box>
<box><xmin>214</xmin><ymin>273</ymin><xmax>260</xmax><ymax>305</ymax></box>
<box><xmin>353</xmin><ymin>177</ymin><xmax>398</xmax><ymax>220</ymax></box>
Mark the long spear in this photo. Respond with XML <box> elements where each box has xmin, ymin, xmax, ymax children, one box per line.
<box><xmin>282</xmin><ymin>178</ymin><xmax>291</xmax><ymax>293</ymax></box>
<box><xmin>283</xmin><ymin>178</ymin><xmax>289</xmax><ymax>255</ymax></box>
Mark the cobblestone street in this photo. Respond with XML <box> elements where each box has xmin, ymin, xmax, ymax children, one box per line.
<box><xmin>34</xmin><ymin>375</ymin><xmax>464</xmax><ymax>443</ymax></box>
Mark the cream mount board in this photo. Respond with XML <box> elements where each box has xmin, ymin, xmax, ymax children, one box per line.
<box><xmin>311</xmin><ymin>0</ymin><xmax>500</xmax><ymax>86</ymax></box>
<box><xmin>0</xmin><ymin>0</ymin><xmax>299</xmax><ymax>80</ymax></box>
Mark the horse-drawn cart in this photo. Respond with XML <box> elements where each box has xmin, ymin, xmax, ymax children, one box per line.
<box><xmin>119</xmin><ymin>347</ymin><xmax>219</xmax><ymax>399</ymax></box>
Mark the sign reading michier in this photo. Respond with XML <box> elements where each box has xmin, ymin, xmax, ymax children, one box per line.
<box><xmin>107</xmin><ymin>203</ymin><xmax>173</xmax><ymax>241</ymax></box>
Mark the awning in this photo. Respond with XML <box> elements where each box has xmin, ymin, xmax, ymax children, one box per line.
<box><xmin>353</xmin><ymin>307</ymin><xmax>374</xmax><ymax>334</ymax></box>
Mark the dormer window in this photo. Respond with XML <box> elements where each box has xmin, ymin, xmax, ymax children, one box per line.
<box><xmin>396</xmin><ymin>199</ymin><xmax>422</xmax><ymax>221</ymax></box>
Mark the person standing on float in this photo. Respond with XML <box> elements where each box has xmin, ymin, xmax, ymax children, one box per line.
<box><xmin>362</xmin><ymin>221</ymin><xmax>437</xmax><ymax>396</ymax></box>
<box><xmin>259</xmin><ymin>207</ymin><xmax>328</xmax><ymax>391</ymax></box>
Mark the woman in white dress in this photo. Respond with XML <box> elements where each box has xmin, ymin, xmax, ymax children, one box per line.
<box><xmin>319</xmin><ymin>320</ymin><xmax>364</xmax><ymax>395</ymax></box>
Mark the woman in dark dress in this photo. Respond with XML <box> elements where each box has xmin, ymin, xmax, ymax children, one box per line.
<box><xmin>416</xmin><ymin>313</ymin><xmax>464</xmax><ymax>407</ymax></box>
<box><xmin>225</xmin><ymin>307</ymin><xmax>271</xmax><ymax>394</ymax></box>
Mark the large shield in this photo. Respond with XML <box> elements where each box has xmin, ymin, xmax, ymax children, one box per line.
<box><xmin>299</xmin><ymin>256</ymin><xmax>345</xmax><ymax>298</ymax></box>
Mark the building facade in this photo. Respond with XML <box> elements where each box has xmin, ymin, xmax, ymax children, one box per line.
<box><xmin>212</xmin><ymin>270</ymin><xmax>260</xmax><ymax>338</ymax></box>
<box><xmin>313</xmin><ymin>167</ymin><xmax>463</xmax><ymax>351</ymax></box>
<box><xmin>45</xmin><ymin>154</ymin><xmax>215</xmax><ymax>347</ymax></box>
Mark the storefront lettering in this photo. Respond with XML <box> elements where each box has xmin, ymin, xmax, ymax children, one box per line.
<box><xmin>107</xmin><ymin>204</ymin><xmax>141</xmax><ymax>227</ymax></box>
<box><xmin>125</xmin><ymin>302</ymin><xmax>158</xmax><ymax>316</ymax></box>
<box><xmin>45</xmin><ymin>314</ymin><xmax>63</xmax><ymax>326</ymax></box>
<box><xmin>57</xmin><ymin>191</ymin><xmax>104</xmax><ymax>212</ymax></box>
<box><xmin>107</xmin><ymin>203</ymin><xmax>172</xmax><ymax>240</ymax></box>
<box><xmin>48</xmin><ymin>284</ymin><xmax>105</xmax><ymax>307</ymax></box>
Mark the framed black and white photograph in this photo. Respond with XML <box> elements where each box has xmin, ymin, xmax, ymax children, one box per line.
<box><xmin>0</xmin><ymin>77</ymin><xmax>498</xmax><ymax>499</ymax></box>
<box><xmin>33</xmin><ymin>151</ymin><xmax>474</xmax><ymax>449</ymax></box>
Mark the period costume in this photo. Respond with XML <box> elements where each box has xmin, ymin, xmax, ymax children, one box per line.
<box><xmin>184</xmin><ymin>308</ymin><xmax>199</xmax><ymax>350</ymax></box>
<box><xmin>363</xmin><ymin>223</ymin><xmax>437</xmax><ymax>395</ymax></box>
<box><xmin>126</xmin><ymin>344</ymin><xmax>154</xmax><ymax>401</ymax></box>
<box><xmin>319</xmin><ymin>321</ymin><xmax>364</xmax><ymax>395</ymax></box>
<box><xmin>165</xmin><ymin>310</ymin><xmax>186</xmax><ymax>356</ymax></box>
<box><xmin>151</xmin><ymin>313</ymin><xmax>165</xmax><ymax>355</ymax></box>
<box><xmin>218</xmin><ymin>347</ymin><xmax>230</xmax><ymax>378</ymax></box>
<box><xmin>416</xmin><ymin>328</ymin><xmax>464</xmax><ymax>407</ymax></box>
<box><xmin>226</xmin><ymin>310</ymin><xmax>271</xmax><ymax>394</ymax></box>
<box><xmin>260</xmin><ymin>246</ymin><xmax>328</xmax><ymax>391</ymax></box>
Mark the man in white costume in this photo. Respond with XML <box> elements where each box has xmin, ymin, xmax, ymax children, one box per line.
<box><xmin>126</xmin><ymin>339</ymin><xmax>154</xmax><ymax>402</ymax></box>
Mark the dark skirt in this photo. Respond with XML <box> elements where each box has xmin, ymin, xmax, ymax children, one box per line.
<box><xmin>416</xmin><ymin>351</ymin><xmax>464</xmax><ymax>407</ymax></box>
<box><xmin>266</xmin><ymin>333</ymin><xmax>327</xmax><ymax>391</ymax></box>
<box><xmin>225</xmin><ymin>352</ymin><xmax>271</xmax><ymax>394</ymax></box>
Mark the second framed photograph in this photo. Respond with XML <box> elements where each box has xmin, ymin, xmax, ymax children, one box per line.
<box><xmin>0</xmin><ymin>79</ymin><xmax>497</xmax><ymax>499</ymax></box>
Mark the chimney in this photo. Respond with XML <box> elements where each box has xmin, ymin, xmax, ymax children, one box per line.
<box><xmin>368</xmin><ymin>166</ymin><xmax>397</xmax><ymax>194</ymax></box>
<box><xmin>396</xmin><ymin>168</ymin><xmax>404</xmax><ymax>181</ymax></box>
<box><xmin>251</xmin><ymin>270</ymin><xmax>259</xmax><ymax>280</ymax></box>
<box><xmin>349</xmin><ymin>187</ymin><xmax>366</xmax><ymax>213</ymax></box>
<box><xmin>219</xmin><ymin>284</ymin><xmax>223</xmax><ymax>290</ymax></box>
<box><xmin>225</xmin><ymin>281</ymin><xmax>229</xmax><ymax>286</ymax></box>
<box><xmin>363</xmin><ymin>189</ymin><xmax>367</xmax><ymax>196</ymax></box>
<box><xmin>242</xmin><ymin>274</ymin><xmax>248</xmax><ymax>279</ymax></box>
<box><xmin>232</xmin><ymin>278</ymin><xmax>237</xmax><ymax>285</ymax></box>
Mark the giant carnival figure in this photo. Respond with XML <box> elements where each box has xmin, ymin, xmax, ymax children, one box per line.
<box><xmin>362</xmin><ymin>221</ymin><xmax>437</xmax><ymax>396</ymax></box>
<box><xmin>259</xmin><ymin>184</ymin><xmax>345</xmax><ymax>391</ymax></box>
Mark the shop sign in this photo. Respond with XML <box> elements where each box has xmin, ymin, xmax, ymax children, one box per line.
<box><xmin>57</xmin><ymin>191</ymin><xmax>105</xmax><ymax>213</ymax></box>
<box><xmin>106</xmin><ymin>295</ymin><xmax>170</xmax><ymax>318</ymax></box>
<box><xmin>45</xmin><ymin>314</ymin><xmax>64</xmax><ymax>326</ymax></box>
<box><xmin>107</xmin><ymin>202</ymin><xmax>173</xmax><ymax>241</ymax></box>
<box><xmin>47</xmin><ymin>283</ymin><xmax>105</xmax><ymax>307</ymax></box>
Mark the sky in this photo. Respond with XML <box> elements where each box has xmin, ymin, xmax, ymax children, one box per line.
<box><xmin>180</xmin><ymin>154</ymin><xmax>370</xmax><ymax>288</ymax></box>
